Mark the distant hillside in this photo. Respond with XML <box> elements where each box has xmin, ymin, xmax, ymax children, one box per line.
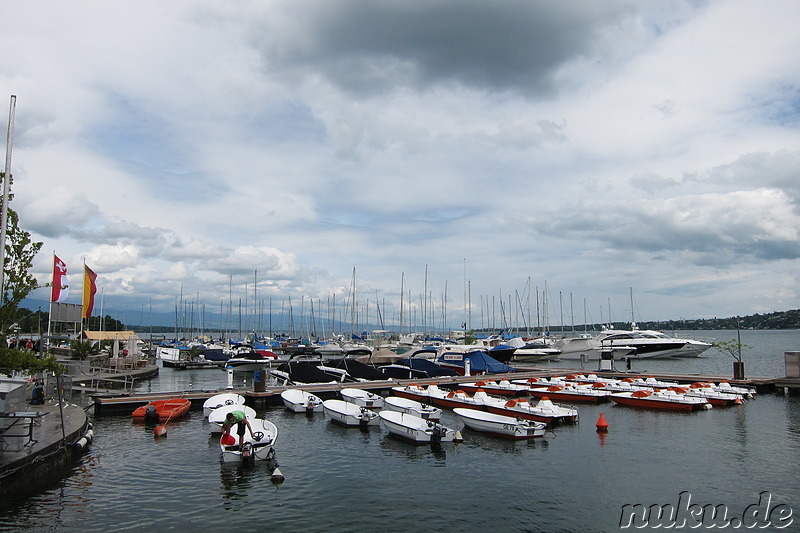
<box><xmin>629</xmin><ymin>309</ymin><xmax>800</xmax><ymax>331</ymax></box>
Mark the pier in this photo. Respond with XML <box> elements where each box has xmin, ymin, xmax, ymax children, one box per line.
<box><xmin>88</xmin><ymin>366</ymin><xmax>783</xmax><ymax>416</ymax></box>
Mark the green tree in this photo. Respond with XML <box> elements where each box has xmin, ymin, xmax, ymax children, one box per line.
<box><xmin>712</xmin><ymin>338</ymin><xmax>750</xmax><ymax>362</ymax></box>
<box><xmin>69</xmin><ymin>339</ymin><xmax>101</xmax><ymax>361</ymax></box>
<box><xmin>0</xmin><ymin>171</ymin><xmax>54</xmax><ymax>376</ymax></box>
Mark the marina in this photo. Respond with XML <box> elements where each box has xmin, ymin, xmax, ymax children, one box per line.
<box><xmin>1</xmin><ymin>329</ymin><xmax>799</xmax><ymax>531</ymax></box>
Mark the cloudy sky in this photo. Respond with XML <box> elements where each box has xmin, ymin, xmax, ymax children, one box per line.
<box><xmin>2</xmin><ymin>0</ymin><xmax>799</xmax><ymax>331</ymax></box>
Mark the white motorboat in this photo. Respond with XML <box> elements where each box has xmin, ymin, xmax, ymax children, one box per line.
<box><xmin>483</xmin><ymin>396</ymin><xmax>579</xmax><ymax>425</ymax></box>
<box><xmin>202</xmin><ymin>392</ymin><xmax>245</xmax><ymax>418</ymax></box>
<box><xmin>378</xmin><ymin>410</ymin><xmax>460</xmax><ymax>443</ymax></box>
<box><xmin>340</xmin><ymin>388</ymin><xmax>384</xmax><ymax>409</ymax></box>
<box><xmin>208</xmin><ymin>404</ymin><xmax>257</xmax><ymax>433</ymax></box>
<box><xmin>323</xmin><ymin>399</ymin><xmax>380</xmax><ymax>426</ymax></box>
<box><xmin>635</xmin><ymin>329</ymin><xmax>713</xmax><ymax>358</ymax></box>
<box><xmin>453</xmin><ymin>408</ymin><xmax>546</xmax><ymax>440</ymax></box>
<box><xmin>505</xmin><ymin>336</ymin><xmax>561</xmax><ymax>363</ymax></box>
<box><xmin>280</xmin><ymin>389</ymin><xmax>324</xmax><ymax>413</ymax></box>
<box><xmin>219</xmin><ymin>418</ymin><xmax>278</xmax><ymax>464</ymax></box>
<box><xmin>384</xmin><ymin>396</ymin><xmax>442</xmax><ymax>421</ymax></box>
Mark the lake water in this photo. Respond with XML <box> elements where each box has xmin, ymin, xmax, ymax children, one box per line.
<box><xmin>1</xmin><ymin>330</ymin><xmax>799</xmax><ymax>532</ymax></box>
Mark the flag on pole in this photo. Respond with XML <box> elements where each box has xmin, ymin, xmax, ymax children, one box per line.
<box><xmin>82</xmin><ymin>264</ymin><xmax>98</xmax><ymax>319</ymax></box>
<box><xmin>51</xmin><ymin>255</ymin><xmax>69</xmax><ymax>302</ymax></box>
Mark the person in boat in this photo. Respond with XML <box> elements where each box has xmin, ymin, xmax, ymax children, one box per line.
<box><xmin>222</xmin><ymin>410</ymin><xmax>255</xmax><ymax>449</ymax></box>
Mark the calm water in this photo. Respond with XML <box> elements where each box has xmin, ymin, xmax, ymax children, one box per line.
<box><xmin>1</xmin><ymin>330</ymin><xmax>799</xmax><ymax>532</ymax></box>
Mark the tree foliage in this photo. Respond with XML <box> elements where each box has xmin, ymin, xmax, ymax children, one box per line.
<box><xmin>69</xmin><ymin>339</ymin><xmax>101</xmax><ymax>361</ymax></box>
<box><xmin>0</xmin><ymin>348</ymin><xmax>63</xmax><ymax>376</ymax></box>
<box><xmin>0</xmin><ymin>172</ymin><xmax>43</xmax><ymax>341</ymax></box>
<box><xmin>712</xmin><ymin>338</ymin><xmax>751</xmax><ymax>362</ymax></box>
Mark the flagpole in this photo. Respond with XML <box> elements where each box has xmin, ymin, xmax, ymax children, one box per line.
<box><xmin>0</xmin><ymin>95</ymin><xmax>16</xmax><ymax>304</ymax></box>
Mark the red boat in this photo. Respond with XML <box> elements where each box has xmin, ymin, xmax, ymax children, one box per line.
<box><xmin>527</xmin><ymin>383</ymin><xmax>611</xmax><ymax>403</ymax></box>
<box><xmin>610</xmin><ymin>389</ymin><xmax>711</xmax><ymax>411</ymax></box>
<box><xmin>132</xmin><ymin>398</ymin><xmax>192</xmax><ymax>421</ymax></box>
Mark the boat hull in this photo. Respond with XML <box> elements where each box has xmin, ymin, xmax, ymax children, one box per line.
<box><xmin>384</xmin><ymin>396</ymin><xmax>442</xmax><ymax>421</ymax></box>
<box><xmin>323</xmin><ymin>399</ymin><xmax>380</xmax><ymax>426</ymax></box>
<box><xmin>280</xmin><ymin>389</ymin><xmax>324</xmax><ymax>413</ymax></box>
<box><xmin>453</xmin><ymin>408</ymin><xmax>545</xmax><ymax>440</ymax></box>
<box><xmin>219</xmin><ymin>418</ymin><xmax>278</xmax><ymax>463</ymax></box>
<box><xmin>378</xmin><ymin>410</ymin><xmax>457</xmax><ymax>443</ymax></box>
<box><xmin>202</xmin><ymin>393</ymin><xmax>245</xmax><ymax>418</ymax></box>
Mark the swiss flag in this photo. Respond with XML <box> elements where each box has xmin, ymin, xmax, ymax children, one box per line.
<box><xmin>51</xmin><ymin>255</ymin><xmax>69</xmax><ymax>302</ymax></box>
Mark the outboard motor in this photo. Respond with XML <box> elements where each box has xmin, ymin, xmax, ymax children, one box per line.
<box><xmin>430</xmin><ymin>424</ymin><xmax>447</xmax><ymax>443</ymax></box>
<box><xmin>241</xmin><ymin>442</ymin><xmax>255</xmax><ymax>466</ymax></box>
<box><xmin>144</xmin><ymin>405</ymin><xmax>159</xmax><ymax>422</ymax></box>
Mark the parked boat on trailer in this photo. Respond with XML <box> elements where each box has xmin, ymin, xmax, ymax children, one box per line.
<box><xmin>378</xmin><ymin>410</ymin><xmax>461</xmax><ymax>444</ymax></box>
<box><xmin>453</xmin><ymin>408</ymin><xmax>546</xmax><ymax>440</ymax></box>
<box><xmin>323</xmin><ymin>399</ymin><xmax>380</xmax><ymax>427</ymax></box>
<box><xmin>280</xmin><ymin>389</ymin><xmax>324</xmax><ymax>413</ymax></box>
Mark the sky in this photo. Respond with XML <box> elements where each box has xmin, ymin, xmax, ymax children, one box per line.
<box><xmin>2</xmin><ymin>0</ymin><xmax>800</xmax><ymax>332</ymax></box>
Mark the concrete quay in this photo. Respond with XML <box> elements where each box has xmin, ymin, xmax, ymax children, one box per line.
<box><xmin>0</xmin><ymin>400</ymin><xmax>90</xmax><ymax>496</ymax></box>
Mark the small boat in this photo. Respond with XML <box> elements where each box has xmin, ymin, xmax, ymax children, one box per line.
<box><xmin>340</xmin><ymin>388</ymin><xmax>384</xmax><ymax>409</ymax></box>
<box><xmin>280</xmin><ymin>389</ymin><xmax>324</xmax><ymax>413</ymax></box>
<box><xmin>390</xmin><ymin>383</ymin><xmax>436</xmax><ymax>403</ymax></box>
<box><xmin>322</xmin><ymin>399</ymin><xmax>380</xmax><ymax>427</ymax></box>
<box><xmin>208</xmin><ymin>404</ymin><xmax>257</xmax><ymax>433</ymax></box>
<box><xmin>484</xmin><ymin>396</ymin><xmax>579</xmax><ymax>425</ymax></box>
<box><xmin>427</xmin><ymin>388</ymin><xmax>492</xmax><ymax>411</ymax></box>
<box><xmin>225</xmin><ymin>347</ymin><xmax>279</xmax><ymax>372</ymax></box>
<box><xmin>378</xmin><ymin>410</ymin><xmax>460</xmax><ymax>444</ymax></box>
<box><xmin>527</xmin><ymin>383</ymin><xmax>612</xmax><ymax>403</ymax></box>
<box><xmin>219</xmin><ymin>417</ymin><xmax>278</xmax><ymax>464</ymax></box>
<box><xmin>202</xmin><ymin>393</ymin><xmax>245</xmax><ymax>418</ymax></box>
<box><xmin>676</xmin><ymin>384</ymin><xmax>745</xmax><ymax>407</ymax></box>
<box><xmin>384</xmin><ymin>396</ymin><xmax>442</xmax><ymax>421</ymax></box>
<box><xmin>453</xmin><ymin>408</ymin><xmax>546</xmax><ymax>439</ymax></box>
<box><xmin>611</xmin><ymin>389</ymin><xmax>712</xmax><ymax>411</ymax></box>
<box><xmin>132</xmin><ymin>398</ymin><xmax>191</xmax><ymax>421</ymax></box>
<box><xmin>457</xmin><ymin>379</ymin><xmax>530</xmax><ymax>397</ymax></box>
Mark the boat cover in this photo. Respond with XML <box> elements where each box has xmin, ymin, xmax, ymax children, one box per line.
<box><xmin>439</xmin><ymin>351</ymin><xmax>517</xmax><ymax>374</ymax></box>
<box><xmin>327</xmin><ymin>358</ymin><xmax>390</xmax><ymax>380</ymax></box>
<box><xmin>276</xmin><ymin>361</ymin><xmax>336</xmax><ymax>383</ymax></box>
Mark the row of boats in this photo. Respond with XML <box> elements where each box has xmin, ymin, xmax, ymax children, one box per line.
<box><xmin>154</xmin><ymin>324</ymin><xmax>715</xmax><ymax>372</ymax></box>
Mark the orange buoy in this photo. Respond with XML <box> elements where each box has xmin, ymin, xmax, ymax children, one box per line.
<box><xmin>154</xmin><ymin>425</ymin><xmax>168</xmax><ymax>437</ymax></box>
<box><xmin>595</xmin><ymin>413</ymin><xmax>609</xmax><ymax>433</ymax></box>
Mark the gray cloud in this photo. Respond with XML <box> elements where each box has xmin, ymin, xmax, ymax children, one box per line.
<box><xmin>254</xmin><ymin>0</ymin><xmax>641</xmax><ymax>97</ymax></box>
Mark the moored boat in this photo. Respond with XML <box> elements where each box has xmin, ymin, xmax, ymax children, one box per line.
<box><xmin>378</xmin><ymin>410</ymin><xmax>460</xmax><ymax>444</ymax></box>
<box><xmin>219</xmin><ymin>417</ymin><xmax>278</xmax><ymax>464</ymax></box>
<box><xmin>484</xmin><ymin>396</ymin><xmax>579</xmax><ymax>425</ymax></box>
<box><xmin>527</xmin><ymin>383</ymin><xmax>612</xmax><ymax>403</ymax></box>
<box><xmin>453</xmin><ymin>408</ymin><xmax>546</xmax><ymax>440</ymax></box>
<box><xmin>280</xmin><ymin>389</ymin><xmax>324</xmax><ymax>413</ymax></box>
<box><xmin>340</xmin><ymin>388</ymin><xmax>385</xmax><ymax>409</ymax></box>
<box><xmin>208</xmin><ymin>405</ymin><xmax>257</xmax><ymax>432</ymax></box>
<box><xmin>202</xmin><ymin>393</ymin><xmax>245</xmax><ymax>418</ymax></box>
<box><xmin>322</xmin><ymin>399</ymin><xmax>380</xmax><ymax>426</ymax></box>
<box><xmin>384</xmin><ymin>396</ymin><xmax>442</xmax><ymax>421</ymax></box>
<box><xmin>457</xmin><ymin>379</ymin><xmax>529</xmax><ymax>397</ymax></box>
<box><xmin>132</xmin><ymin>398</ymin><xmax>191</xmax><ymax>421</ymax></box>
<box><xmin>611</xmin><ymin>389</ymin><xmax>712</xmax><ymax>411</ymax></box>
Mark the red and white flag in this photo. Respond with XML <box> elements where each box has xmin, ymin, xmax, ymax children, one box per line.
<box><xmin>51</xmin><ymin>255</ymin><xmax>69</xmax><ymax>303</ymax></box>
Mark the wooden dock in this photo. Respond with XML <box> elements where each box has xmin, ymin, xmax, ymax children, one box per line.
<box><xmin>89</xmin><ymin>366</ymin><xmax>786</xmax><ymax>416</ymax></box>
